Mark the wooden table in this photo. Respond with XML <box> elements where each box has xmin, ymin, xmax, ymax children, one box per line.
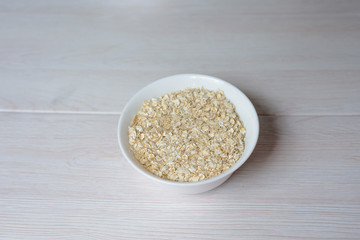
<box><xmin>1</xmin><ymin>1</ymin><xmax>360</xmax><ymax>239</ymax></box>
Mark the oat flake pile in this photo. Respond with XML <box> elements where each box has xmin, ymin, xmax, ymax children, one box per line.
<box><xmin>128</xmin><ymin>87</ymin><xmax>246</xmax><ymax>182</ymax></box>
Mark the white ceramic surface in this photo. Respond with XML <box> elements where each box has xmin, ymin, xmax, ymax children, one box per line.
<box><xmin>118</xmin><ymin>74</ymin><xmax>259</xmax><ymax>194</ymax></box>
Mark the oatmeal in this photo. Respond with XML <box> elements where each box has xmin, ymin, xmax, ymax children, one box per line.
<box><xmin>128</xmin><ymin>87</ymin><xmax>246</xmax><ymax>182</ymax></box>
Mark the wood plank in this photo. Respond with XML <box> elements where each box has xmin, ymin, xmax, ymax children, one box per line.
<box><xmin>1</xmin><ymin>70</ymin><xmax>360</xmax><ymax>116</ymax></box>
<box><xmin>1</xmin><ymin>113</ymin><xmax>359</xmax><ymax>239</ymax></box>
<box><xmin>1</xmin><ymin>0</ymin><xmax>360</xmax><ymax>115</ymax></box>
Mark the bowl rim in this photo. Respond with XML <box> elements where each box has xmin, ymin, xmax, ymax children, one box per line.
<box><xmin>118</xmin><ymin>73</ymin><xmax>259</xmax><ymax>186</ymax></box>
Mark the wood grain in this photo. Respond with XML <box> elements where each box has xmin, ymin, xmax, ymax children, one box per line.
<box><xmin>1</xmin><ymin>113</ymin><xmax>359</xmax><ymax>239</ymax></box>
<box><xmin>0</xmin><ymin>0</ymin><xmax>360</xmax><ymax>115</ymax></box>
<box><xmin>1</xmin><ymin>0</ymin><xmax>360</xmax><ymax>239</ymax></box>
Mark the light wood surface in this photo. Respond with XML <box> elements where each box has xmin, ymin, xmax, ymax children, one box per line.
<box><xmin>1</xmin><ymin>0</ymin><xmax>359</xmax><ymax>239</ymax></box>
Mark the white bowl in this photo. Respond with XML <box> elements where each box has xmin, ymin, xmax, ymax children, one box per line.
<box><xmin>118</xmin><ymin>74</ymin><xmax>259</xmax><ymax>194</ymax></box>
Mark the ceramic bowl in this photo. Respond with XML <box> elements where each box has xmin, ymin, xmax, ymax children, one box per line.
<box><xmin>118</xmin><ymin>74</ymin><xmax>259</xmax><ymax>194</ymax></box>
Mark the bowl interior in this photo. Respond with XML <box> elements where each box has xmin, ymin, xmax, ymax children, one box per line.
<box><xmin>118</xmin><ymin>74</ymin><xmax>259</xmax><ymax>184</ymax></box>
